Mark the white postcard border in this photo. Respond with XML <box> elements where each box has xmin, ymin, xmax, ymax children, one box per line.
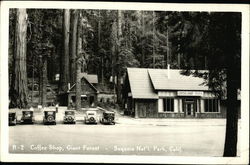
<box><xmin>0</xmin><ymin>1</ymin><xmax>249</xmax><ymax>164</ymax></box>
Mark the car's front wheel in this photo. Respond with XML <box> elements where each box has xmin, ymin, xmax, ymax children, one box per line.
<box><xmin>47</xmin><ymin>115</ymin><xmax>54</xmax><ymax>122</ymax></box>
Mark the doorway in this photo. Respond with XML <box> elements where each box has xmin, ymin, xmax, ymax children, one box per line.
<box><xmin>89</xmin><ymin>96</ymin><xmax>95</xmax><ymax>106</ymax></box>
<box><xmin>184</xmin><ymin>98</ymin><xmax>196</xmax><ymax>117</ymax></box>
<box><xmin>186</xmin><ymin>102</ymin><xmax>194</xmax><ymax>116</ymax></box>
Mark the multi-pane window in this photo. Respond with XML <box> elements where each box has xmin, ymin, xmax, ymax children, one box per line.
<box><xmin>163</xmin><ymin>98</ymin><xmax>174</xmax><ymax>112</ymax></box>
<box><xmin>204</xmin><ymin>99</ymin><xmax>219</xmax><ymax>112</ymax></box>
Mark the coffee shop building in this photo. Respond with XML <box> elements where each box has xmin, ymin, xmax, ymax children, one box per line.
<box><xmin>122</xmin><ymin>68</ymin><xmax>230</xmax><ymax>118</ymax></box>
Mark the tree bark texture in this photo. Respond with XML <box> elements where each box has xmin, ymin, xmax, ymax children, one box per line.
<box><xmin>75</xmin><ymin>11</ymin><xmax>82</xmax><ymax>111</ymax></box>
<box><xmin>70</xmin><ymin>10</ymin><xmax>78</xmax><ymax>85</ymax></box>
<box><xmin>41</xmin><ymin>57</ymin><xmax>48</xmax><ymax>107</ymax></box>
<box><xmin>98</xmin><ymin>10</ymin><xmax>104</xmax><ymax>84</ymax></box>
<box><xmin>152</xmin><ymin>11</ymin><xmax>156</xmax><ymax>68</ymax></box>
<box><xmin>60</xmin><ymin>9</ymin><xmax>70</xmax><ymax>92</ymax></box>
<box><xmin>140</xmin><ymin>11</ymin><xmax>145</xmax><ymax>67</ymax></box>
<box><xmin>38</xmin><ymin>56</ymin><xmax>42</xmax><ymax>105</ymax></box>
<box><xmin>116</xmin><ymin>10</ymin><xmax>122</xmax><ymax>104</ymax></box>
<box><xmin>9</xmin><ymin>9</ymin><xmax>28</xmax><ymax>109</ymax></box>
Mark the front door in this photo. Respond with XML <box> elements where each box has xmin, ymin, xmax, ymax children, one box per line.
<box><xmin>184</xmin><ymin>98</ymin><xmax>196</xmax><ymax>117</ymax></box>
<box><xmin>186</xmin><ymin>102</ymin><xmax>194</xmax><ymax>116</ymax></box>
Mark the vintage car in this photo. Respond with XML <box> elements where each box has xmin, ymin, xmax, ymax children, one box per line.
<box><xmin>43</xmin><ymin>110</ymin><xmax>56</xmax><ymax>125</ymax></box>
<box><xmin>84</xmin><ymin>110</ymin><xmax>98</xmax><ymax>124</ymax></box>
<box><xmin>20</xmin><ymin>110</ymin><xmax>35</xmax><ymax>124</ymax></box>
<box><xmin>9</xmin><ymin>112</ymin><xmax>17</xmax><ymax>126</ymax></box>
<box><xmin>100</xmin><ymin>111</ymin><xmax>115</xmax><ymax>125</ymax></box>
<box><xmin>63</xmin><ymin>110</ymin><xmax>76</xmax><ymax>124</ymax></box>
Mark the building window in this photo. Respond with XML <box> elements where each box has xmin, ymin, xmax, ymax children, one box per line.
<box><xmin>163</xmin><ymin>98</ymin><xmax>174</xmax><ymax>112</ymax></box>
<box><xmin>204</xmin><ymin>99</ymin><xmax>219</xmax><ymax>112</ymax></box>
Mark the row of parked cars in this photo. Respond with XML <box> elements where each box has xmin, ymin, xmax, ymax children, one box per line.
<box><xmin>8</xmin><ymin>109</ymin><xmax>116</xmax><ymax>126</ymax></box>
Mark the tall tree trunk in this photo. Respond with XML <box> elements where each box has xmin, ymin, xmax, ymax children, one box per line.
<box><xmin>166</xmin><ymin>18</ymin><xmax>169</xmax><ymax>68</ymax></box>
<box><xmin>223</xmin><ymin>19</ymin><xmax>239</xmax><ymax>157</ymax></box>
<box><xmin>110</xmin><ymin>22</ymin><xmax>117</xmax><ymax>97</ymax></box>
<box><xmin>47</xmin><ymin>48</ymin><xmax>55</xmax><ymax>82</ymax></box>
<box><xmin>141</xmin><ymin>11</ymin><xmax>145</xmax><ymax>67</ymax></box>
<box><xmin>60</xmin><ymin>9</ymin><xmax>70</xmax><ymax>93</ymax></box>
<box><xmin>38</xmin><ymin>55</ymin><xmax>42</xmax><ymax>105</ymax></box>
<box><xmin>98</xmin><ymin>10</ymin><xmax>104</xmax><ymax>84</ymax></box>
<box><xmin>41</xmin><ymin>56</ymin><xmax>48</xmax><ymax>107</ymax></box>
<box><xmin>223</xmin><ymin>67</ymin><xmax>239</xmax><ymax>156</ymax></box>
<box><xmin>116</xmin><ymin>10</ymin><xmax>122</xmax><ymax>104</ymax></box>
<box><xmin>75</xmin><ymin>11</ymin><xmax>82</xmax><ymax>111</ymax></box>
<box><xmin>31</xmin><ymin>54</ymin><xmax>34</xmax><ymax>103</ymax></box>
<box><xmin>70</xmin><ymin>10</ymin><xmax>78</xmax><ymax>85</ymax></box>
<box><xmin>10</xmin><ymin>9</ymin><xmax>28</xmax><ymax>109</ymax></box>
<box><xmin>152</xmin><ymin>11</ymin><xmax>156</xmax><ymax>68</ymax></box>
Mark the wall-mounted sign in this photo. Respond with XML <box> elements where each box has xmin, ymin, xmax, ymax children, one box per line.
<box><xmin>177</xmin><ymin>91</ymin><xmax>203</xmax><ymax>97</ymax></box>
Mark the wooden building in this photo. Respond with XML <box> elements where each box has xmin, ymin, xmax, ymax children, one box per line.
<box><xmin>122</xmin><ymin>68</ymin><xmax>233</xmax><ymax>118</ymax></box>
<box><xmin>58</xmin><ymin>73</ymin><xmax>99</xmax><ymax>108</ymax></box>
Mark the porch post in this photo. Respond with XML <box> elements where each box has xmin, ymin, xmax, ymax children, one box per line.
<box><xmin>200</xmin><ymin>99</ymin><xmax>205</xmax><ymax>113</ymax></box>
<box><xmin>134</xmin><ymin>100</ymin><xmax>139</xmax><ymax>118</ymax></box>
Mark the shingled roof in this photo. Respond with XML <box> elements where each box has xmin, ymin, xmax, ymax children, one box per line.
<box><xmin>68</xmin><ymin>73</ymin><xmax>98</xmax><ymax>93</ymax></box>
<box><xmin>79</xmin><ymin>73</ymin><xmax>98</xmax><ymax>84</ymax></box>
<box><xmin>127</xmin><ymin>68</ymin><xmax>158</xmax><ymax>99</ymax></box>
<box><xmin>126</xmin><ymin>68</ymin><xmax>209</xmax><ymax>99</ymax></box>
<box><xmin>148</xmin><ymin>69</ymin><xmax>209</xmax><ymax>91</ymax></box>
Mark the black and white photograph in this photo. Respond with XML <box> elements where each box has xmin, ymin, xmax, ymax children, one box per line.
<box><xmin>0</xmin><ymin>1</ymin><xmax>249</xmax><ymax>164</ymax></box>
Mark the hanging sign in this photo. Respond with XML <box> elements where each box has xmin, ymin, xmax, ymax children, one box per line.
<box><xmin>177</xmin><ymin>91</ymin><xmax>203</xmax><ymax>96</ymax></box>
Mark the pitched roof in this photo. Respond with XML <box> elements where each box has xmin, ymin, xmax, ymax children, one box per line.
<box><xmin>126</xmin><ymin>68</ymin><xmax>209</xmax><ymax>99</ymax></box>
<box><xmin>148</xmin><ymin>69</ymin><xmax>209</xmax><ymax>91</ymax></box>
<box><xmin>80</xmin><ymin>73</ymin><xmax>98</xmax><ymax>84</ymax></box>
<box><xmin>68</xmin><ymin>76</ymin><xmax>98</xmax><ymax>93</ymax></box>
<box><xmin>127</xmin><ymin>68</ymin><xmax>158</xmax><ymax>99</ymax></box>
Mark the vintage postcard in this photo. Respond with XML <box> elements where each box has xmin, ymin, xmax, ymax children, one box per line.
<box><xmin>0</xmin><ymin>1</ymin><xmax>249</xmax><ymax>164</ymax></box>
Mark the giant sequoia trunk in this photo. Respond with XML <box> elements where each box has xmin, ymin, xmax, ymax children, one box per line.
<box><xmin>9</xmin><ymin>9</ymin><xmax>28</xmax><ymax>109</ymax></box>
<box><xmin>70</xmin><ymin>10</ymin><xmax>78</xmax><ymax>85</ymax></box>
<box><xmin>75</xmin><ymin>11</ymin><xmax>82</xmax><ymax>111</ymax></box>
<box><xmin>60</xmin><ymin>9</ymin><xmax>70</xmax><ymax>93</ymax></box>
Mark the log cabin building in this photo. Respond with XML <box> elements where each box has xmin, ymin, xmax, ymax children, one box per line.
<box><xmin>122</xmin><ymin>68</ymin><xmax>234</xmax><ymax>118</ymax></box>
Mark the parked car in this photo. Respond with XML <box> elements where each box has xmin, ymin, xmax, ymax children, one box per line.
<box><xmin>84</xmin><ymin>111</ymin><xmax>98</xmax><ymax>124</ymax></box>
<box><xmin>100</xmin><ymin>111</ymin><xmax>115</xmax><ymax>125</ymax></box>
<box><xmin>43</xmin><ymin>110</ymin><xmax>56</xmax><ymax>125</ymax></box>
<box><xmin>20</xmin><ymin>110</ymin><xmax>35</xmax><ymax>124</ymax></box>
<box><xmin>63</xmin><ymin>110</ymin><xmax>76</xmax><ymax>124</ymax></box>
<box><xmin>9</xmin><ymin>112</ymin><xmax>17</xmax><ymax>126</ymax></box>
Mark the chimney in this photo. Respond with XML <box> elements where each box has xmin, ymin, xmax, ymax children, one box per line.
<box><xmin>167</xmin><ymin>64</ymin><xmax>170</xmax><ymax>79</ymax></box>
